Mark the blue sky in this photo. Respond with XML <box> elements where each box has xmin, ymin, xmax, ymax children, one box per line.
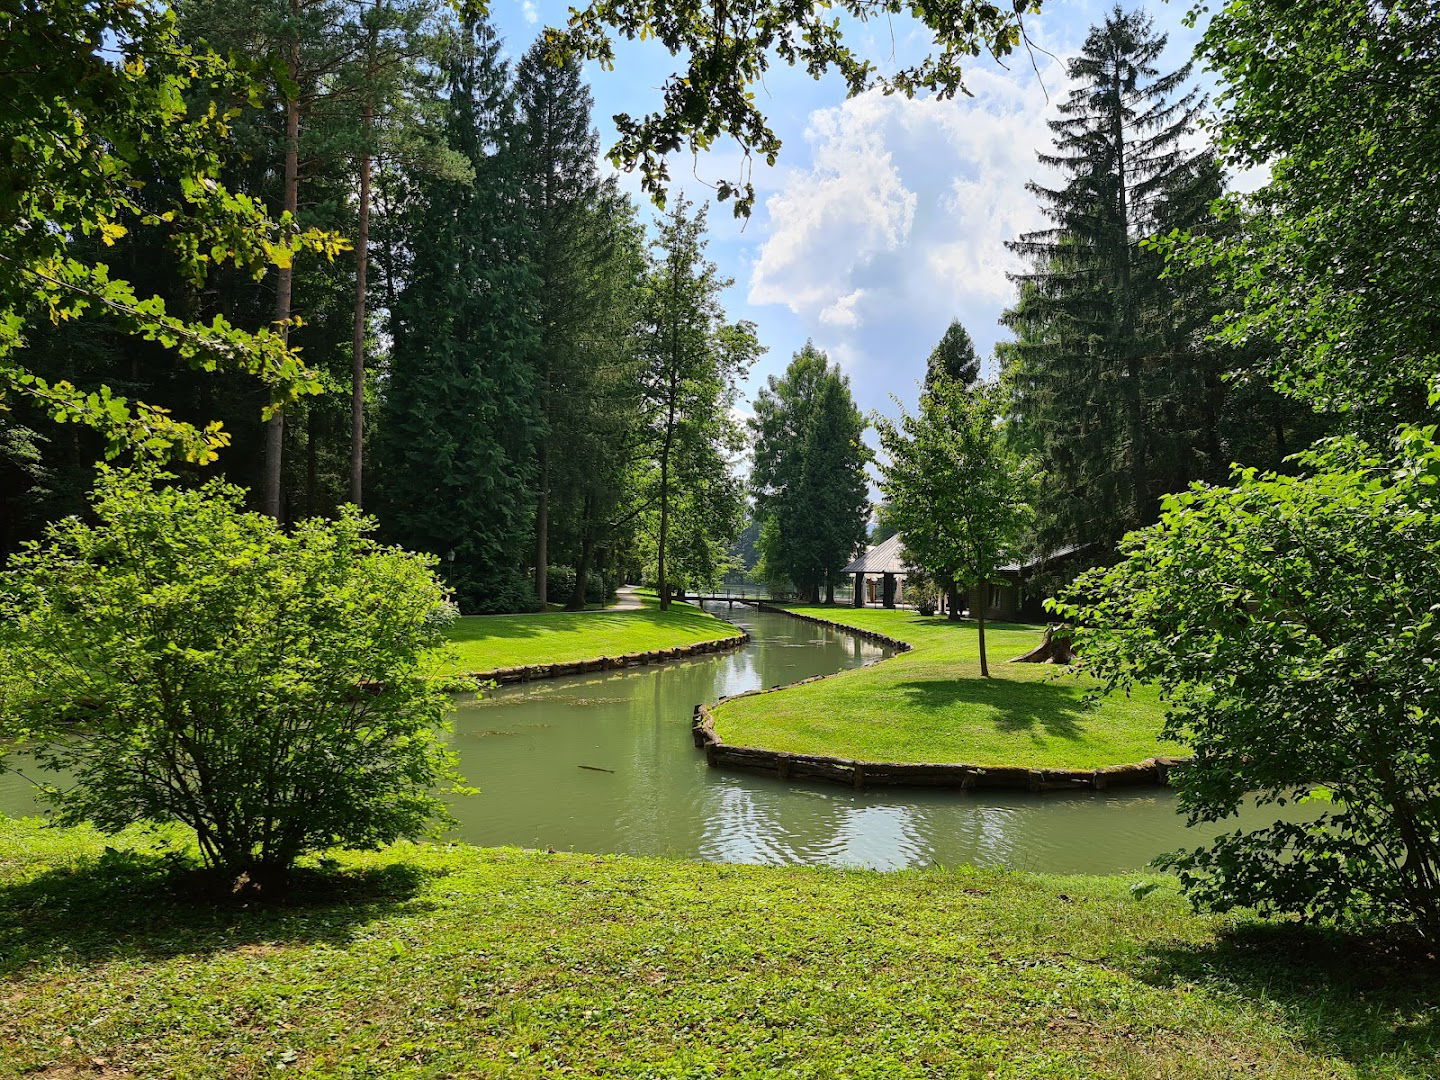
<box><xmin>488</xmin><ymin>0</ymin><xmax>1211</xmax><ymax>421</ymax></box>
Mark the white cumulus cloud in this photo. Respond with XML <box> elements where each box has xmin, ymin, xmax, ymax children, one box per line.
<box><xmin>745</xmin><ymin>56</ymin><xmax>1077</xmax><ymax>391</ymax></box>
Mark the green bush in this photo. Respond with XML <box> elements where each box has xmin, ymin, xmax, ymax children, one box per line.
<box><xmin>450</xmin><ymin>566</ymin><xmax>540</xmax><ymax>615</ymax></box>
<box><xmin>545</xmin><ymin>565</ymin><xmax>610</xmax><ymax>606</ymax></box>
<box><xmin>0</xmin><ymin>466</ymin><xmax>466</xmax><ymax>892</ymax></box>
<box><xmin>1054</xmin><ymin>434</ymin><xmax>1440</xmax><ymax>943</ymax></box>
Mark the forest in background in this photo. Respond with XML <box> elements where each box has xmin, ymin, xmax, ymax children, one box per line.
<box><xmin>0</xmin><ymin>4</ymin><xmax>1346</xmax><ymax>612</ymax></box>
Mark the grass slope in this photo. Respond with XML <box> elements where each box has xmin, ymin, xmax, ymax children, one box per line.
<box><xmin>1</xmin><ymin>819</ymin><xmax>1435</xmax><ymax>1078</ymax></box>
<box><xmin>437</xmin><ymin>592</ymin><xmax>740</xmax><ymax>675</ymax></box>
<box><xmin>712</xmin><ymin>606</ymin><xmax>1181</xmax><ymax>770</ymax></box>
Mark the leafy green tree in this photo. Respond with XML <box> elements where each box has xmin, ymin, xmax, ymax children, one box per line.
<box><xmin>750</xmin><ymin>343</ymin><xmax>870</xmax><ymax>602</ymax></box>
<box><xmin>1053</xmin><ymin>433</ymin><xmax>1440</xmax><ymax>941</ymax></box>
<box><xmin>376</xmin><ymin>12</ymin><xmax>540</xmax><ymax>612</ymax></box>
<box><xmin>1166</xmin><ymin>0</ymin><xmax>1440</xmax><ymax>433</ymax></box>
<box><xmin>1054</xmin><ymin>0</ymin><xmax>1440</xmax><ymax>941</ymax></box>
<box><xmin>923</xmin><ymin>320</ymin><xmax>981</xmax><ymax>392</ymax></box>
<box><xmin>0</xmin><ymin>0</ymin><xmax>338</xmax><ymax>464</ymax></box>
<box><xmin>640</xmin><ymin>196</ymin><xmax>760</xmax><ymax>609</ymax></box>
<box><xmin>544</xmin><ymin>0</ymin><xmax>1042</xmax><ymax>215</ymax></box>
<box><xmin>876</xmin><ymin>381</ymin><xmax>1031</xmax><ymax>675</ymax></box>
<box><xmin>0</xmin><ymin>466</ymin><xmax>462</xmax><ymax>893</ymax></box>
<box><xmin>1001</xmin><ymin>8</ymin><xmax>1221</xmax><ymax>553</ymax></box>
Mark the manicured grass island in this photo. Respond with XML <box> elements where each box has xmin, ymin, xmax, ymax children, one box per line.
<box><xmin>711</xmin><ymin>606</ymin><xmax>1181</xmax><ymax>770</ymax></box>
<box><xmin>436</xmin><ymin>591</ymin><xmax>742</xmax><ymax>676</ymax></box>
<box><xmin>2</xmin><ymin>818</ymin><xmax>1435</xmax><ymax>1079</ymax></box>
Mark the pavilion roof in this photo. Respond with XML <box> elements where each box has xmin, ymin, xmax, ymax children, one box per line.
<box><xmin>841</xmin><ymin>533</ymin><xmax>909</xmax><ymax>575</ymax></box>
<box><xmin>843</xmin><ymin>538</ymin><xmax>1090</xmax><ymax>577</ymax></box>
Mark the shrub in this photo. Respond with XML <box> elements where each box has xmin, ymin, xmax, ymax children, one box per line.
<box><xmin>0</xmin><ymin>466</ymin><xmax>466</xmax><ymax>893</ymax></box>
<box><xmin>451</xmin><ymin>566</ymin><xmax>540</xmax><ymax>614</ymax></box>
<box><xmin>545</xmin><ymin>565</ymin><xmax>610</xmax><ymax>606</ymax></box>
<box><xmin>905</xmin><ymin>573</ymin><xmax>941</xmax><ymax>616</ymax></box>
<box><xmin>1053</xmin><ymin>434</ymin><xmax>1440</xmax><ymax>942</ymax></box>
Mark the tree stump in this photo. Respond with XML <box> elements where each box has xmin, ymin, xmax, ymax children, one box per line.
<box><xmin>1010</xmin><ymin>625</ymin><xmax>1076</xmax><ymax>664</ymax></box>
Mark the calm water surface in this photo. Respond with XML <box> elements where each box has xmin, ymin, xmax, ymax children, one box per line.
<box><xmin>0</xmin><ymin>604</ymin><xmax>1303</xmax><ymax>873</ymax></box>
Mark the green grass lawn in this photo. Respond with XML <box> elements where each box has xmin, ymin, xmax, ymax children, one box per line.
<box><xmin>1</xmin><ymin>818</ymin><xmax>1435</xmax><ymax>1078</ymax></box>
<box><xmin>712</xmin><ymin>606</ymin><xmax>1181</xmax><ymax>770</ymax></box>
<box><xmin>436</xmin><ymin>592</ymin><xmax>741</xmax><ymax>675</ymax></box>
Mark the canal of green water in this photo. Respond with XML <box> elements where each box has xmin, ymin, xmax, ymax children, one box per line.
<box><xmin>0</xmin><ymin>603</ymin><xmax>1306</xmax><ymax>873</ymax></box>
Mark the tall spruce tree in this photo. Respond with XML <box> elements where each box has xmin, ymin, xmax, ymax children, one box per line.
<box><xmin>1000</xmin><ymin>7</ymin><xmax>1217</xmax><ymax>554</ymax></box>
<box><xmin>513</xmin><ymin>42</ymin><xmax>603</xmax><ymax>606</ymax></box>
<box><xmin>750</xmin><ymin>343</ymin><xmax>870</xmax><ymax>602</ymax></box>
<box><xmin>376</xmin><ymin>13</ymin><xmax>540</xmax><ymax>612</ymax></box>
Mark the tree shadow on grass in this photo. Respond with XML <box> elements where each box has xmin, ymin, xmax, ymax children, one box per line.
<box><xmin>893</xmin><ymin>678</ymin><xmax>1089</xmax><ymax>740</ymax></box>
<box><xmin>0</xmin><ymin>846</ymin><xmax>446</xmax><ymax>976</ymax></box>
<box><xmin>1132</xmin><ymin>921</ymin><xmax>1440</xmax><ymax>1070</ymax></box>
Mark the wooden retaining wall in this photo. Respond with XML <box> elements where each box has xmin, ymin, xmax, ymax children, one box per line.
<box><xmin>697</xmin><ymin>605</ymin><xmax>1185</xmax><ymax>793</ymax></box>
<box><xmin>463</xmin><ymin>631</ymin><xmax>749</xmax><ymax>685</ymax></box>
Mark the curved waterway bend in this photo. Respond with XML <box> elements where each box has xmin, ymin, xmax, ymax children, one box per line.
<box><xmin>0</xmin><ymin>604</ymin><xmax>1301</xmax><ymax>873</ymax></box>
<box><xmin>437</xmin><ymin>603</ymin><xmax>1297</xmax><ymax>874</ymax></box>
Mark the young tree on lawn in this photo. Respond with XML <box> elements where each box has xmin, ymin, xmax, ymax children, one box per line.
<box><xmin>0</xmin><ymin>466</ymin><xmax>464</xmax><ymax>894</ymax></box>
<box><xmin>876</xmin><ymin>380</ymin><xmax>1031</xmax><ymax>676</ymax></box>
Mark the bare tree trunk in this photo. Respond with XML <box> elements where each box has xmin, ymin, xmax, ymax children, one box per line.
<box><xmin>535</xmin><ymin>441</ymin><xmax>549</xmax><ymax>605</ymax></box>
<box><xmin>350</xmin><ymin>96</ymin><xmax>373</xmax><ymax>507</ymax></box>
<box><xmin>264</xmin><ymin>24</ymin><xmax>301</xmax><ymax>519</ymax></box>
<box><xmin>947</xmin><ymin>585</ymin><xmax>961</xmax><ymax>621</ymax></box>
<box><xmin>978</xmin><ymin>606</ymin><xmax>989</xmax><ymax>678</ymax></box>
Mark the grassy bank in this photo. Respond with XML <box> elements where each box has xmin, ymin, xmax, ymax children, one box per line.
<box><xmin>1</xmin><ymin>819</ymin><xmax>1434</xmax><ymax>1078</ymax></box>
<box><xmin>437</xmin><ymin>592</ymin><xmax>741</xmax><ymax>676</ymax></box>
<box><xmin>712</xmin><ymin>606</ymin><xmax>1180</xmax><ymax>770</ymax></box>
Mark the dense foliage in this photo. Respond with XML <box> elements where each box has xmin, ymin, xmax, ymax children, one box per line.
<box><xmin>0</xmin><ymin>0</ymin><xmax>340</xmax><ymax>465</ymax></box>
<box><xmin>750</xmin><ymin>344</ymin><xmax>870</xmax><ymax>602</ymax></box>
<box><xmin>1054</xmin><ymin>0</ymin><xmax>1440</xmax><ymax>940</ymax></box>
<box><xmin>1055</xmin><ymin>435</ymin><xmax>1440</xmax><ymax>941</ymax></box>
<box><xmin>1170</xmin><ymin>0</ymin><xmax>1440</xmax><ymax>431</ymax></box>
<box><xmin>0</xmin><ymin>467</ymin><xmax>461</xmax><ymax>890</ymax></box>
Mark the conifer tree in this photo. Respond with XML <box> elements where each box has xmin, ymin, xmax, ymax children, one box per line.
<box><xmin>1001</xmin><ymin>7</ymin><xmax>1215</xmax><ymax>553</ymax></box>
<box><xmin>514</xmin><ymin>42</ymin><xmax>603</xmax><ymax>606</ymax></box>
<box><xmin>750</xmin><ymin>344</ymin><xmax>870</xmax><ymax>602</ymax></box>
<box><xmin>923</xmin><ymin>320</ymin><xmax>981</xmax><ymax>391</ymax></box>
<box><xmin>376</xmin><ymin>13</ymin><xmax>539</xmax><ymax>611</ymax></box>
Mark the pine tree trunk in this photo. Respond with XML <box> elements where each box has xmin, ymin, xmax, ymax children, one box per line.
<box><xmin>569</xmin><ymin>507</ymin><xmax>596</xmax><ymax>612</ymax></box>
<box><xmin>535</xmin><ymin>442</ymin><xmax>549</xmax><ymax>606</ymax></box>
<box><xmin>350</xmin><ymin>98</ymin><xmax>372</xmax><ymax>508</ymax></box>
<box><xmin>305</xmin><ymin>405</ymin><xmax>318</xmax><ymax>518</ymax></box>
<box><xmin>824</xmin><ymin>577</ymin><xmax>834</xmax><ymax>605</ymax></box>
<box><xmin>264</xmin><ymin>25</ymin><xmax>301</xmax><ymax>520</ymax></box>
